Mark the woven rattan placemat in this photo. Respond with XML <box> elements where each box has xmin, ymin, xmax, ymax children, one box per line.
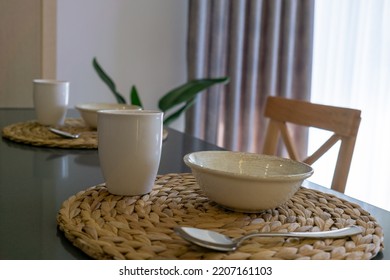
<box><xmin>2</xmin><ymin>118</ymin><xmax>97</xmax><ymax>149</ymax></box>
<box><xmin>2</xmin><ymin>119</ymin><xmax>168</xmax><ymax>149</ymax></box>
<box><xmin>57</xmin><ymin>173</ymin><xmax>384</xmax><ymax>260</ymax></box>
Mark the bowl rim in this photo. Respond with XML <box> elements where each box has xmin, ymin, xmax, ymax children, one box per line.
<box><xmin>75</xmin><ymin>103</ymin><xmax>141</xmax><ymax>112</ymax></box>
<box><xmin>183</xmin><ymin>150</ymin><xmax>314</xmax><ymax>182</ymax></box>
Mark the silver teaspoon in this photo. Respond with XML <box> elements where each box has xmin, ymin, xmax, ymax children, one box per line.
<box><xmin>49</xmin><ymin>128</ymin><xmax>80</xmax><ymax>139</ymax></box>
<box><xmin>174</xmin><ymin>226</ymin><xmax>362</xmax><ymax>252</ymax></box>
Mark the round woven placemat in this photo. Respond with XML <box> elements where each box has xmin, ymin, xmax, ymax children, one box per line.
<box><xmin>57</xmin><ymin>173</ymin><xmax>384</xmax><ymax>260</ymax></box>
<box><xmin>2</xmin><ymin>119</ymin><xmax>168</xmax><ymax>149</ymax></box>
<box><xmin>2</xmin><ymin>118</ymin><xmax>97</xmax><ymax>149</ymax></box>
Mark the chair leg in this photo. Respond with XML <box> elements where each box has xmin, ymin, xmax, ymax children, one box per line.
<box><xmin>263</xmin><ymin>120</ymin><xmax>280</xmax><ymax>155</ymax></box>
<box><xmin>279</xmin><ymin>122</ymin><xmax>300</xmax><ymax>161</ymax></box>
<box><xmin>331</xmin><ymin>136</ymin><xmax>357</xmax><ymax>193</ymax></box>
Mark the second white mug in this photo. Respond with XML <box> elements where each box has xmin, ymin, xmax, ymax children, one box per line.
<box><xmin>97</xmin><ymin>110</ymin><xmax>163</xmax><ymax>196</ymax></box>
<box><xmin>33</xmin><ymin>79</ymin><xmax>69</xmax><ymax>126</ymax></box>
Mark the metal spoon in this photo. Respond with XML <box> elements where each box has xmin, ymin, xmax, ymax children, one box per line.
<box><xmin>49</xmin><ymin>128</ymin><xmax>80</xmax><ymax>139</ymax></box>
<box><xmin>174</xmin><ymin>226</ymin><xmax>362</xmax><ymax>252</ymax></box>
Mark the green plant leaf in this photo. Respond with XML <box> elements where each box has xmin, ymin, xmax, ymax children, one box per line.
<box><xmin>158</xmin><ymin>77</ymin><xmax>229</xmax><ymax>112</ymax></box>
<box><xmin>163</xmin><ymin>98</ymin><xmax>196</xmax><ymax>126</ymax></box>
<box><xmin>92</xmin><ymin>57</ymin><xmax>127</xmax><ymax>104</ymax></box>
<box><xmin>130</xmin><ymin>85</ymin><xmax>143</xmax><ymax>108</ymax></box>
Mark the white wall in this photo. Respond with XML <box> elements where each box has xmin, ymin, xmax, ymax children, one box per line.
<box><xmin>57</xmin><ymin>0</ymin><xmax>188</xmax><ymax>130</ymax></box>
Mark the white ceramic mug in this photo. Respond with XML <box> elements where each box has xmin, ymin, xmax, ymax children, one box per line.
<box><xmin>97</xmin><ymin>110</ymin><xmax>163</xmax><ymax>196</ymax></box>
<box><xmin>33</xmin><ymin>79</ymin><xmax>69</xmax><ymax>126</ymax></box>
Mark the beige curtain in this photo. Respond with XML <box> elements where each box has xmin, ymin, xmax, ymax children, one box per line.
<box><xmin>185</xmin><ymin>0</ymin><xmax>314</xmax><ymax>156</ymax></box>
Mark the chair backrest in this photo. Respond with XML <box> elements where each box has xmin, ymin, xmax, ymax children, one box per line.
<box><xmin>262</xmin><ymin>96</ymin><xmax>361</xmax><ymax>193</ymax></box>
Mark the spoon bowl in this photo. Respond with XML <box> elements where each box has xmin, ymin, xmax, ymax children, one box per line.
<box><xmin>174</xmin><ymin>226</ymin><xmax>362</xmax><ymax>251</ymax></box>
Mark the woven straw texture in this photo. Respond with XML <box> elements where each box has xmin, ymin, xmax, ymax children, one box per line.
<box><xmin>2</xmin><ymin>119</ymin><xmax>168</xmax><ymax>149</ymax></box>
<box><xmin>57</xmin><ymin>173</ymin><xmax>384</xmax><ymax>260</ymax></box>
<box><xmin>2</xmin><ymin>119</ymin><xmax>97</xmax><ymax>149</ymax></box>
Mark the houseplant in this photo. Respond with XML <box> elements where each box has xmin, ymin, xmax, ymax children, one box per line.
<box><xmin>92</xmin><ymin>57</ymin><xmax>229</xmax><ymax>126</ymax></box>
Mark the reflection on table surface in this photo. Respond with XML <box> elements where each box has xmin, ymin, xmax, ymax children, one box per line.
<box><xmin>0</xmin><ymin>108</ymin><xmax>388</xmax><ymax>260</ymax></box>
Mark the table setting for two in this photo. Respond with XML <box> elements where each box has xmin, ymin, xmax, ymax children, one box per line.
<box><xmin>1</xmin><ymin>79</ymin><xmax>384</xmax><ymax>260</ymax></box>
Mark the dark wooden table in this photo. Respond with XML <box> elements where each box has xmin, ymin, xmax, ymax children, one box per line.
<box><xmin>0</xmin><ymin>108</ymin><xmax>387</xmax><ymax>259</ymax></box>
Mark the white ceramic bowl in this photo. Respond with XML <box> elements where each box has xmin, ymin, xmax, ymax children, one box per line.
<box><xmin>75</xmin><ymin>103</ymin><xmax>141</xmax><ymax>128</ymax></box>
<box><xmin>184</xmin><ymin>151</ymin><xmax>314</xmax><ymax>212</ymax></box>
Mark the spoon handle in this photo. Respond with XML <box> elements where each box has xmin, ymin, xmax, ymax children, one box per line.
<box><xmin>235</xmin><ymin>226</ymin><xmax>362</xmax><ymax>245</ymax></box>
<box><xmin>49</xmin><ymin>128</ymin><xmax>80</xmax><ymax>139</ymax></box>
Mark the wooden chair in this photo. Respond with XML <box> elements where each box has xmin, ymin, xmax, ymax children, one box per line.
<box><xmin>262</xmin><ymin>96</ymin><xmax>361</xmax><ymax>193</ymax></box>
